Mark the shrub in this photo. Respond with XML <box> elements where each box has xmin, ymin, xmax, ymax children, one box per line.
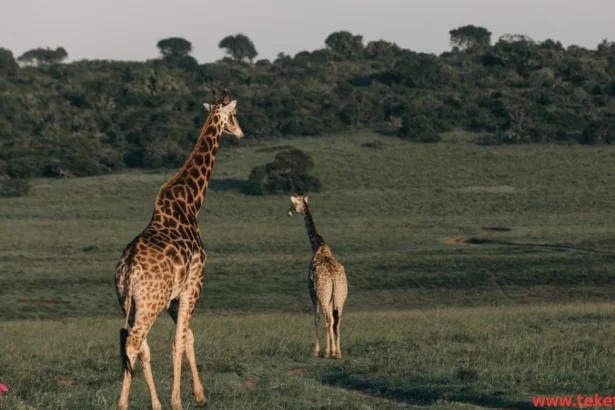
<box><xmin>397</xmin><ymin>115</ymin><xmax>442</xmax><ymax>143</ymax></box>
<box><xmin>243</xmin><ymin>148</ymin><xmax>322</xmax><ymax>195</ymax></box>
<box><xmin>580</xmin><ymin>117</ymin><xmax>615</xmax><ymax>145</ymax></box>
<box><xmin>273</xmin><ymin>148</ymin><xmax>314</xmax><ymax>171</ymax></box>
<box><xmin>0</xmin><ymin>178</ymin><xmax>31</xmax><ymax>198</ymax></box>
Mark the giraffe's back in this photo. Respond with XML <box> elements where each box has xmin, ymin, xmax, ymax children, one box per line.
<box><xmin>309</xmin><ymin>246</ymin><xmax>348</xmax><ymax>308</ymax></box>
<box><xmin>115</xmin><ymin>221</ymin><xmax>205</xmax><ymax>310</ymax></box>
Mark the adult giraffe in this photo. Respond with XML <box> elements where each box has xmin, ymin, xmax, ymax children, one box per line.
<box><xmin>115</xmin><ymin>89</ymin><xmax>244</xmax><ymax>410</ymax></box>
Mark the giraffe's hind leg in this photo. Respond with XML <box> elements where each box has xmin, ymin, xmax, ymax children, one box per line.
<box><xmin>139</xmin><ymin>338</ymin><xmax>162</xmax><ymax>410</ymax></box>
<box><xmin>168</xmin><ymin>299</ymin><xmax>206</xmax><ymax>406</ymax></box>
<box><xmin>118</xmin><ymin>306</ymin><xmax>160</xmax><ymax>410</ymax></box>
<box><xmin>309</xmin><ymin>286</ymin><xmax>321</xmax><ymax>357</ymax></box>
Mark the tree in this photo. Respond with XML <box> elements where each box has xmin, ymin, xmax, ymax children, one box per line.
<box><xmin>324</xmin><ymin>31</ymin><xmax>364</xmax><ymax>59</ymax></box>
<box><xmin>17</xmin><ymin>47</ymin><xmax>68</xmax><ymax>66</ymax></box>
<box><xmin>55</xmin><ymin>46</ymin><xmax>68</xmax><ymax>61</ymax></box>
<box><xmin>218</xmin><ymin>34</ymin><xmax>258</xmax><ymax>62</ymax></box>
<box><xmin>365</xmin><ymin>40</ymin><xmax>401</xmax><ymax>61</ymax></box>
<box><xmin>0</xmin><ymin>47</ymin><xmax>18</xmax><ymax>76</ymax></box>
<box><xmin>486</xmin><ymin>34</ymin><xmax>541</xmax><ymax>75</ymax></box>
<box><xmin>449</xmin><ymin>25</ymin><xmax>492</xmax><ymax>50</ymax></box>
<box><xmin>156</xmin><ymin>37</ymin><xmax>192</xmax><ymax>58</ymax></box>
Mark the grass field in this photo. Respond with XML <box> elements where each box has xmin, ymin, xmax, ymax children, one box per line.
<box><xmin>1</xmin><ymin>131</ymin><xmax>615</xmax><ymax>409</ymax></box>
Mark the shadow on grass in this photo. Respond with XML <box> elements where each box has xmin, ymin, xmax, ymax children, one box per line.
<box><xmin>318</xmin><ymin>366</ymin><xmax>542</xmax><ymax>410</ymax></box>
<box><xmin>373</xmin><ymin>128</ymin><xmax>398</xmax><ymax>137</ymax></box>
<box><xmin>449</xmin><ymin>236</ymin><xmax>607</xmax><ymax>254</ymax></box>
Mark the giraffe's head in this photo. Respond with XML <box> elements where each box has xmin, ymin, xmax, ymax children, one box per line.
<box><xmin>203</xmin><ymin>88</ymin><xmax>244</xmax><ymax>139</ymax></box>
<box><xmin>287</xmin><ymin>193</ymin><xmax>308</xmax><ymax>217</ymax></box>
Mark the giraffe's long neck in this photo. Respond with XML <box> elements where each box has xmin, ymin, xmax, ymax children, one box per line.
<box><xmin>154</xmin><ymin>112</ymin><xmax>223</xmax><ymax>219</ymax></box>
<box><xmin>303</xmin><ymin>204</ymin><xmax>325</xmax><ymax>253</ymax></box>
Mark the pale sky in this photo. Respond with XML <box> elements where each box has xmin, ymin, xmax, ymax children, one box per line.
<box><xmin>1</xmin><ymin>0</ymin><xmax>614</xmax><ymax>63</ymax></box>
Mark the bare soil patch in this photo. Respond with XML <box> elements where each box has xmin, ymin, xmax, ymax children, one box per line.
<box><xmin>445</xmin><ymin>236</ymin><xmax>467</xmax><ymax>244</ymax></box>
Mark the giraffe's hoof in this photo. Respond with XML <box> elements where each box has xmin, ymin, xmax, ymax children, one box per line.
<box><xmin>152</xmin><ymin>401</ymin><xmax>163</xmax><ymax>410</ymax></box>
<box><xmin>312</xmin><ymin>350</ymin><xmax>320</xmax><ymax>358</ymax></box>
<box><xmin>195</xmin><ymin>394</ymin><xmax>208</xmax><ymax>407</ymax></box>
<box><xmin>335</xmin><ymin>354</ymin><xmax>342</xmax><ymax>360</ymax></box>
<box><xmin>172</xmin><ymin>401</ymin><xmax>184</xmax><ymax>410</ymax></box>
<box><xmin>324</xmin><ymin>353</ymin><xmax>330</xmax><ymax>359</ymax></box>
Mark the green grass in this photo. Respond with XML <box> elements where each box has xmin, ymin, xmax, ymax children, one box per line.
<box><xmin>1</xmin><ymin>131</ymin><xmax>615</xmax><ymax>409</ymax></box>
<box><xmin>2</xmin><ymin>304</ymin><xmax>615</xmax><ymax>409</ymax></box>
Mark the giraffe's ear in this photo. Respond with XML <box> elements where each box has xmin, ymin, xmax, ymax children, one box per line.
<box><xmin>290</xmin><ymin>196</ymin><xmax>298</xmax><ymax>204</ymax></box>
<box><xmin>304</xmin><ymin>196</ymin><xmax>308</xmax><ymax>203</ymax></box>
<box><xmin>221</xmin><ymin>100</ymin><xmax>237</xmax><ymax>115</ymax></box>
<box><xmin>203</xmin><ymin>103</ymin><xmax>212</xmax><ymax>112</ymax></box>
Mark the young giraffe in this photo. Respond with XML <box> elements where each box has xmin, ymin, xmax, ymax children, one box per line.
<box><xmin>287</xmin><ymin>193</ymin><xmax>348</xmax><ymax>359</ymax></box>
<box><xmin>115</xmin><ymin>89</ymin><xmax>244</xmax><ymax>410</ymax></box>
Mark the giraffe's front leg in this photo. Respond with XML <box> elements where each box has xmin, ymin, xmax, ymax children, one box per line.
<box><xmin>185</xmin><ymin>328</ymin><xmax>206</xmax><ymax>406</ymax></box>
<box><xmin>312</xmin><ymin>300</ymin><xmax>321</xmax><ymax>357</ymax></box>
<box><xmin>171</xmin><ymin>297</ymin><xmax>191</xmax><ymax>410</ymax></box>
<box><xmin>169</xmin><ymin>300</ymin><xmax>206</xmax><ymax>407</ymax></box>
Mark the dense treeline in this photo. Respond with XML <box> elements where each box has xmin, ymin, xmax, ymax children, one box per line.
<box><xmin>1</xmin><ymin>26</ymin><xmax>615</xmax><ymax>178</ymax></box>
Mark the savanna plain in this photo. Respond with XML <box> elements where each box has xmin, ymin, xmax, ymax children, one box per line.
<box><xmin>1</xmin><ymin>132</ymin><xmax>615</xmax><ymax>409</ymax></box>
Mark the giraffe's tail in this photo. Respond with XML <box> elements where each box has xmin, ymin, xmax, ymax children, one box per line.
<box><xmin>332</xmin><ymin>308</ymin><xmax>340</xmax><ymax>340</ymax></box>
<box><xmin>120</xmin><ymin>328</ymin><xmax>132</xmax><ymax>377</ymax></box>
<box><xmin>331</xmin><ymin>280</ymin><xmax>340</xmax><ymax>340</ymax></box>
<box><xmin>119</xmin><ymin>264</ymin><xmax>134</xmax><ymax>377</ymax></box>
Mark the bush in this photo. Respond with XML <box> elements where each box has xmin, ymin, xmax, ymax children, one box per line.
<box><xmin>580</xmin><ymin>117</ymin><xmax>615</xmax><ymax>145</ymax></box>
<box><xmin>397</xmin><ymin>115</ymin><xmax>442</xmax><ymax>142</ymax></box>
<box><xmin>273</xmin><ymin>148</ymin><xmax>315</xmax><ymax>171</ymax></box>
<box><xmin>242</xmin><ymin>148</ymin><xmax>322</xmax><ymax>195</ymax></box>
<box><xmin>0</xmin><ymin>178</ymin><xmax>31</xmax><ymax>198</ymax></box>
<box><xmin>142</xmin><ymin>139</ymin><xmax>186</xmax><ymax>169</ymax></box>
